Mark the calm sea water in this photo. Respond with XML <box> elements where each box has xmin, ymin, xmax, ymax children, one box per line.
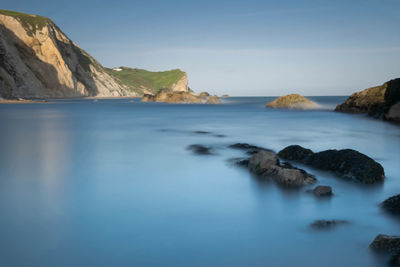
<box><xmin>0</xmin><ymin>97</ymin><xmax>399</xmax><ymax>267</ymax></box>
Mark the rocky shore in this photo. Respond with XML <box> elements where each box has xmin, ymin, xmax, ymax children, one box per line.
<box><xmin>142</xmin><ymin>88</ymin><xmax>222</xmax><ymax>104</ymax></box>
<box><xmin>335</xmin><ymin>78</ymin><xmax>400</xmax><ymax>123</ymax></box>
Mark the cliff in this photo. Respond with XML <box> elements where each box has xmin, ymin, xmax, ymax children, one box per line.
<box><xmin>0</xmin><ymin>9</ymin><xmax>131</xmax><ymax>98</ymax></box>
<box><xmin>0</xmin><ymin>9</ymin><xmax>190</xmax><ymax>99</ymax></box>
<box><xmin>335</xmin><ymin>78</ymin><xmax>400</xmax><ymax>123</ymax></box>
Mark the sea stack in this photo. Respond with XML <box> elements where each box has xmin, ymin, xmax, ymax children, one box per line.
<box><xmin>266</xmin><ymin>94</ymin><xmax>319</xmax><ymax>110</ymax></box>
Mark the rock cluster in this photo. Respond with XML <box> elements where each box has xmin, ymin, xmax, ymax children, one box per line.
<box><xmin>142</xmin><ymin>89</ymin><xmax>221</xmax><ymax>104</ymax></box>
<box><xmin>266</xmin><ymin>94</ymin><xmax>320</xmax><ymax>109</ymax></box>
<box><xmin>335</xmin><ymin>78</ymin><xmax>400</xmax><ymax>123</ymax></box>
<box><xmin>247</xmin><ymin>150</ymin><xmax>316</xmax><ymax>187</ymax></box>
<box><xmin>278</xmin><ymin>145</ymin><xmax>385</xmax><ymax>184</ymax></box>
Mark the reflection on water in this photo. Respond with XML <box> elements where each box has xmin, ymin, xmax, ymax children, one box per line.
<box><xmin>0</xmin><ymin>97</ymin><xmax>399</xmax><ymax>267</ymax></box>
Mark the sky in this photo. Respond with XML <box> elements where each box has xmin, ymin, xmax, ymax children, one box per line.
<box><xmin>2</xmin><ymin>0</ymin><xmax>400</xmax><ymax>96</ymax></box>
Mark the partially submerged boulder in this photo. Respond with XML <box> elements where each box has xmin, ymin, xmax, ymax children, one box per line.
<box><xmin>278</xmin><ymin>145</ymin><xmax>385</xmax><ymax>184</ymax></box>
<box><xmin>248</xmin><ymin>150</ymin><xmax>316</xmax><ymax>187</ymax></box>
<box><xmin>370</xmin><ymin>234</ymin><xmax>400</xmax><ymax>253</ymax></box>
<box><xmin>313</xmin><ymin>185</ymin><xmax>333</xmax><ymax>197</ymax></box>
<box><xmin>187</xmin><ymin>144</ymin><xmax>213</xmax><ymax>155</ymax></box>
<box><xmin>382</xmin><ymin>194</ymin><xmax>400</xmax><ymax>215</ymax></box>
<box><xmin>335</xmin><ymin>78</ymin><xmax>400</xmax><ymax>123</ymax></box>
<box><xmin>266</xmin><ymin>94</ymin><xmax>320</xmax><ymax>110</ymax></box>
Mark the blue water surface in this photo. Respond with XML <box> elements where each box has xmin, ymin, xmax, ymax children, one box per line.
<box><xmin>0</xmin><ymin>97</ymin><xmax>399</xmax><ymax>267</ymax></box>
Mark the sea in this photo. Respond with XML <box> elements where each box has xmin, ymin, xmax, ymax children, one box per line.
<box><xmin>0</xmin><ymin>96</ymin><xmax>399</xmax><ymax>266</ymax></box>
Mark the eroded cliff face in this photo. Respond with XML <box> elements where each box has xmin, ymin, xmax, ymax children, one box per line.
<box><xmin>0</xmin><ymin>10</ymin><xmax>133</xmax><ymax>98</ymax></box>
<box><xmin>170</xmin><ymin>73</ymin><xmax>188</xmax><ymax>92</ymax></box>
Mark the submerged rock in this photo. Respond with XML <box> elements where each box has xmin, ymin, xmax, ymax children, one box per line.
<box><xmin>266</xmin><ymin>94</ymin><xmax>320</xmax><ymax>110</ymax></box>
<box><xmin>228</xmin><ymin>143</ymin><xmax>273</xmax><ymax>155</ymax></box>
<box><xmin>187</xmin><ymin>144</ymin><xmax>213</xmax><ymax>155</ymax></box>
<box><xmin>310</xmin><ymin>220</ymin><xmax>348</xmax><ymax>229</ymax></box>
<box><xmin>382</xmin><ymin>194</ymin><xmax>400</xmax><ymax>215</ymax></box>
<box><xmin>335</xmin><ymin>78</ymin><xmax>400</xmax><ymax>123</ymax></box>
<box><xmin>248</xmin><ymin>151</ymin><xmax>316</xmax><ymax>187</ymax></box>
<box><xmin>370</xmin><ymin>235</ymin><xmax>400</xmax><ymax>253</ymax></box>
<box><xmin>278</xmin><ymin>145</ymin><xmax>385</xmax><ymax>184</ymax></box>
<box><xmin>313</xmin><ymin>185</ymin><xmax>333</xmax><ymax>197</ymax></box>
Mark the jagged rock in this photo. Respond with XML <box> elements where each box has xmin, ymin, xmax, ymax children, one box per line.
<box><xmin>266</xmin><ymin>94</ymin><xmax>320</xmax><ymax>110</ymax></box>
<box><xmin>313</xmin><ymin>185</ymin><xmax>333</xmax><ymax>197</ymax></box>
<box><xmin>310</xmin><ymin>220</ymin><xmax>348</xmax><ymax>229</ymax></box>
<box><xmin>278</xmin><ymin>145</ymin><xmax>384</xmax><ymax>184</ymax></box>
<box><xmin>335</xmin><ymin>78</ymin><xmax>400</xmax><ymax>123</ymax></box>
<box><xmin>382</xmin><ymin>194</ymin><xmax>400</xmax><ymax>215</ymax></box>
<box><xmin>248</xmin><ymin>150</ymin><xmax>316</xmax><ymax>187</ymax></box>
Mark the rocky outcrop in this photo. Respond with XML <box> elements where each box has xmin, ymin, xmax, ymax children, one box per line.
<box><xmin>0</xmin><ymin>9</ymin><xmax>130</xmax><ymax>98</ymax></box>
<box><xmin>142</xmin><ymin>89</ymin><xmax>221</xmax><ymax>104</ymax></box>
<box><xmin>221</xmin><ymin>94</ymin><xmax>229</xmax><ymax>98</ymax></box>
<box><xmin>382</xmin><ymin>194</ymin><xmax>400</xmax><ymax>215</ymax></box>
<box><xmin>278</xmin><ymin>145</ymin><xmax>384</xmax><ymax>184</ymax></box>
<box><xmin>266</xmin><ymin>94</ymin><xmax>320</xmax><ymax>109</ymax></box>
<box><xmin>335</xmin><ymin>78</ymin><xmax>400</xmax><ymax>123</ymax></box>
<box><xmin>247</xmin><ymin>150</ymin><xmax>316</xmax><ymax>187</ymax></box>
<box><xmin>205</xmin><ymin>95</ymin><xmax>222</xmax><ymax>104</ymax></box>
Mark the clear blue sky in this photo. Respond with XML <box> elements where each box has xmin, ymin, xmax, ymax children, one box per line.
<box><xmin>2</xmin><ymin>0</ymin><xmax>400</xmax><ymax>95</ymax></box>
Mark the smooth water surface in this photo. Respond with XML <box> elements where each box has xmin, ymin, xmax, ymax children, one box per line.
<box><xmin>0</xmin><ymin>97</ymin><xmax>399</xmax><ymax>266</ymax></box>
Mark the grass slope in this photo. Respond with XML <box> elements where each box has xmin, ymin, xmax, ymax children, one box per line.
<box><xmin>0</xmin><ymin>9</ymin><xmax>50</xmax><ymax>36</ymax></box>
<box><xmin>106</xmin><ymin>67</ymin><xmax>185</xmax><ymax>95</ymax></box>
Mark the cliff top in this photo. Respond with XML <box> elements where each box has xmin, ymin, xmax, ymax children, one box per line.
<box><xmin>106</xmin><ymin>67</ymin><xmax>186</xmax><ymax>95</ymax></box>
<box><xmin>0</xmin><ymin>9</ymin><xmax>51</xmax><ymax>36</ymax></box>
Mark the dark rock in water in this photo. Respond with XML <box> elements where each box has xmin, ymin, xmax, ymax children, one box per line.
<box><xmin>382</xmin><ymin>194</ymin><xmax>400</xmax><ymax>215</ymax></box>
<box><xmin>391</xmin><ymin>252</ymin><xmax>400</xmax><ymax>267</ymax></box>
<box><xmin>310</xmin><ymin>220</ymin><xmax>348</xmax><ymax>229</ymax></box>
<box><xmin>335</xmin><ymin>78</ymin><xmax>400</xmax><ymax>123</ymax></box>
<box><xmin>214</xmin><ymin>134</ymin><xmax>226</xmax><ymax>138</ymax></box>
<box><xmin>313</xmin><ymin>185</ymin><xmax>333</xmax><ymax>197</ymax></box>
<box><xmin>248</xmin><ymin>151</ymin><xmax>316</xmax><ymax>187</ymax></box>
<box><xmin>187</xmin><ymin>144</ymin><xmax>213</xmax><ymax>155</ymax></box>
<box><xmin>278</xmin><ymin>145</ymin><xmax>385</xmax><ymax>184</ymax></box>
<box><xmin>277</xmin><ymin>145</ymin><xmax>313</xmax><ymax>161</ymax></box>
<box><xmin>370</xmin><ymin>235</ymin><xmax>400</xmax><ymax>253</ymax></box>
<box><xmin>229</xmin><ymin>143</ymin><xmax>273</xmax><ymax>154</ymax></box>
<box><xmin>229</xmin><ymin>158</ymin><xmax>249</xmax><ymax>167</ymax></box>
<box><xmin>194</xmin><ymin>131</ymin><xmax>211</xmax><ymax>134</ymax></box>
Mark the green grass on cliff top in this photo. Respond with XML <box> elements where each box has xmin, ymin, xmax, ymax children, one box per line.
<box><xmin>0</xmin><ymin>9</ymin><xmax>49</xmax><ymax>36</ymax></box>
<box><xmin>106</xmin><ymin>67</ymin><xmax>185</xmax><ymax>95</ymax></box>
